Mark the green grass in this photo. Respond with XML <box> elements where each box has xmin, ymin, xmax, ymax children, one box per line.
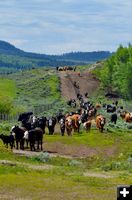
<box><xmin>10</xmin><ymin>68</ymin><xmax>61</xmax><ymax>111</ymax></box>
<box><xmin>0</xmin><ymin>163</ymin><xmax>131</xmax><ymax>200</ymax></box>
<box><xmin>45</xmin><ymin>131</ymin><xmax>115</xmax><ymax>147</ymax></box>
<box><xmin>0</xmin><ymin>129</ymin><xmax>132</xmax><ymax>200</ymax></box>
<box><xmin>0</xmin><ymin>78</ymin><xmax>16</xmax><ymax>99</ymax></box>
<box><xmin>0</xmin><ymin>68</ymin><xmax>63</xmax><ymax>115</ymax></box>
<box><xmin>0</xmin><ymin>78</ymin><xmax>16</xmax><ymax>113</ymax></box>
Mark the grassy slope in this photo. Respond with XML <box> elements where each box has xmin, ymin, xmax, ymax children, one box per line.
<box><xmin>0</xmin><ymin>68</ymin><xmax>63</xmax><ymax>115</ymax></box>
<box><xmin>0</xmin><ymin>78</ymin><xmax>16</xmax><ymax>114</ymax></box>
<box><xmin>0</xmin><ymin>78</ymin><xmax>16</xmax><ymax>99</ymax></box>
<box><xmin>10</xmin><ymin>68</ymin><xmax>60</xmax><ymax>106</ymax></box>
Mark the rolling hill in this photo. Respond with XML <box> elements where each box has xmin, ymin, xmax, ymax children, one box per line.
<box><xmin>0</xmin><ymin>40</ymin><xmax>112</xmax><ymax>69</ymax></box>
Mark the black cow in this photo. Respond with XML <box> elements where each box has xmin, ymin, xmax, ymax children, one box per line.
<box><xmin>11</xmin><ymin>126</ymin><xmax>25</xmax><ymax>150</ymax></box>
<box><xmin>0</xmin><ymin>134</ymin><xmax>14</xmax><ymax>149</ymax></box>
<box><xmin>59</xmin><ymin>118</ymin><xmax>65</xmax><ymax>136</ymax></box>
<box><xmin>84</xmin><ymin>92</ymin><xmax>89</xmax><ymax>98</ymax></box>
<box><xmin>56</xmin><ymin>113</ymin><xmax>65</xmax><ymax>123</ymax></box>
<box><xmin>80</xmin><ymin>112</ymin><xmax>88</xmax><ymax>123</ymax></box>
<box><xmin>37</xmin><ymin>117</ymin><xmax>47</xmax><ymax>133</ymax></box>
<box><xmin>47</xmin><ymin>117</ymin><xmax>57</xmax><ymax>135</ymax></box>
<box><xmin>18</xmin><ymin>112</ymin><xmax>33</xmax><ymax>121</ymax></box>
<box><xmin>67</xmin><ymin>99</ymin><xmax>76</xmax><ymax>108</ymax></box>
<box><xmin>28</xmin><ymin>128</ymin><xmax>43</xmax><ymax>151</ymax></box>
<box><xmin>18</xmin><ymin>112</ymin><xmax>33</xmax><ymax>131</ymax></box>
<box><xmin>106</xmin><ymin>105</ymin><xmax>116</xmax><ymax>113</ymax></box>
<box><xmin>110</xmin><ymin>113</ymin><xmax>118</xmax><ymax>124</ymax></box>
<box><xmin>105</xmin><ymin>92</ymin><xmax>119</xmax><ymax>98</ymax></box>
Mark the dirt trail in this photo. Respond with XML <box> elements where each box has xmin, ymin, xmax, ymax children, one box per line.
<box><xmin>13</xmin><ymin>149</ymin><xmax>74</xmax><ymax>159</ymax></box>
<box><xmin>59</xmin><ymin>70</ymin><xmax>100</xmax><ymax>100</ymax></box>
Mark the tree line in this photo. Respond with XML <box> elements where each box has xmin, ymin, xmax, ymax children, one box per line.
<box><xmin>95</xmin><ymin>44</ymin><xmax>132</xmax><ymax>99</ymax></box>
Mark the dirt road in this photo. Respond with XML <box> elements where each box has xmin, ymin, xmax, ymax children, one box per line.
<box><xmin>59</xmin><ymin>70</ymin><xmax>100</xmax><ymax>100</ymax></box>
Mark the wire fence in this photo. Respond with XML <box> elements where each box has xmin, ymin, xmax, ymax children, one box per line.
<box><xmin>0</xmin><ymin>101</ymin><xmax>57</xmax><ymax>122</ymax></box>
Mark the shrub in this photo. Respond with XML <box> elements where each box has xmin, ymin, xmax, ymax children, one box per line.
<box><xmin>68</xmin><ymin>160</ymin><xmax>82</xmax><ymax>166</ymax></box>
<box><xmin>34</xmin><ymin>152</ymin><xmax>51</xmax><ymax>163</ymax></box>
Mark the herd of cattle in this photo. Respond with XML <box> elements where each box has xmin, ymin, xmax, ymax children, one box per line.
<box><xmin>0</xmin><ymin>94</ymin><xmax>132</xmax><ymax>151</ymax></box>
<box><xmin>56</xmin><ymin>66</ymin><xmax>76</xmax><ymax>71</ymax></box>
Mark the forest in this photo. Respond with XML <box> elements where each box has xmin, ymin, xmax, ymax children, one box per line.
<box><xmin>94</xmin><ymin>44</ymin><xmax>132</xmax><ymax>99</ymax></box>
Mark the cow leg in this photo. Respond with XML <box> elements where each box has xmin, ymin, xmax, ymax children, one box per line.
<box><xmin>10</xmin><ymin>142</ymin><xmax>13</xmax><ymax>149</ymax></box>
<box><xmin>37</xmin><ymin>140</ymin><xmax>39</xmax><ymax>150</ymax></box>
<box><xmin>66</xmin><ymin>128</ymin><xmax>69</xmax><ymax>136</ymax></box>
<box><xmin>40</xmin><ymin>139</ymin><xmax>43</xmax><ymax>151</ymax></box>
<box><xmin>30</xmin><ymin>142</ymin><xmax>32</xmax><ymax>151</ymax></box>
<box><xmin>61</xmin><ymin>129</ymin><xmax>65</xmax><ymax>136</ymax></box>
<box><xmin>33</xmin><ymin>142</ymin><xmax>36</xmax><ymax>151</ymax></box>
<box><xmin>16</xmin><ymin>140</ymin><xmax>18</xmax><ymax>150</ymax></box>
<box><xmin>101</xmin><ymin>127</ymin><xmax>103</xmax><ymax>132</ymax></box>
<box><xmin>26</xmin><ymin>140</ymin><xmax>28</xmax><ymax>148</ymax></box>
<box><xmin>20</xmin><ymin>141</ymin><xmax>22</xmax><ymax>150</ymax></box>
<box><xmin>21</xmin><ymin>140</ymin><xmax>24</xmax><ymax>150</ymax></box>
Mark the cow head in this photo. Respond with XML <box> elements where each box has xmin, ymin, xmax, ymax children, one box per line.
<box><xmin>100</xmin><ymin>117</ymin><xmax>106</xmax><ymax>125</ymax></box>
<box><xmin>11</xmin><ymin>125</ymin><xmax>19</xmax><ymax>134</ymax></box>
<box><xmin>67</xmin><ymin>118</ymin><xmax>72</xmax><ymax>126</ymax></box>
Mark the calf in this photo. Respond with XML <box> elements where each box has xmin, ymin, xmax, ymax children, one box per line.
<box><xmin>0</xmin><ymin>134</ymin><xmax>14</xmax><ymax>149</ymax></box>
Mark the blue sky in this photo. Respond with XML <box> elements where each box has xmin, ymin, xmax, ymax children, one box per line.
<box><xmin>0</xmin><ymin>0</ymin><xmax>131</xmax><ymax>54</ymax></box>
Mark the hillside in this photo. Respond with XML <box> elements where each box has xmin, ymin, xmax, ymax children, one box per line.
<box><xmin>0</xmin><ymin>40</ymin><xmax>112</xmax><ymax>69</ymax></box>
<box><xmin>93</xmin><ymin>44</ymin><xmax>132</xmax><ymax>99</ymax></box>
<box><xmin>0</xmin><ymin>68</ymin><xmax>65</xmax><ymax>115</ymax></box>
<box><xmin>54</xmin><ymin>51</ymin><xmax>111</xmax><ymax>62</ymax></box>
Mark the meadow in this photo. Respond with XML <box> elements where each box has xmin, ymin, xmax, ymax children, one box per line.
<box><xmin>0</xmin><ymin>128</ymin><xmax>132</xmax><ymax>200</ymax></box>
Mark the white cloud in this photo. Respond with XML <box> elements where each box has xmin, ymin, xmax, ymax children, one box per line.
<box><xmin>0</xmin><ymin>0</ymin><xmax>131</xmax><ymax>54</ymax></box>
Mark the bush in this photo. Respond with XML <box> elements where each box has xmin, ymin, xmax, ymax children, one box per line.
<box><xmin>68</xmin><ymin>160</ymin><xmax>82</xmax><ymax>166</ymax></box>
<box><xmin>34</xmin><ymin>152</ymin><xmax>51</xmax><ymax>163</ymax></box>
<box><xmin>0</xmin><ymin>98</ymin><xmax>13</xmax><ymax>114</ymax></box>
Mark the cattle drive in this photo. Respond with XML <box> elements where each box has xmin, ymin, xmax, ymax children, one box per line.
<box><xmin>0</xmin><ymin>93</ymin><xmax>131</xmax><ymax>151</ymax></box>
<box><xmin>56</xmin><ymin>66</ymin><xmax>76</xmax><ymax>71</ymax></box>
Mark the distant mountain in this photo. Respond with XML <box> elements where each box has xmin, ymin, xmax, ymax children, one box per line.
<box><xmin>0</xmin><ymin>40</ymin><xmax>112</xmax><ymax>69</ymax></box>
<box><xmin>54</xmin><ymin>51</ymin><xmax>112</xmax><ymax>62</ymax></box>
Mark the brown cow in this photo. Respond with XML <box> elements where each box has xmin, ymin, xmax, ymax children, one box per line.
<box><xmin>96</xmin><ymin>115</ymin><xmax>106</xmax><ymax>132</ymax></box>
<box><xmin>65</xmin><ymin>117</ymin><xmax>73</xmax><ymax>136</ymax></box>
<box><xmin>120</xmin><ymin>112</ymin><xmax>132</xmax><ymax>122</ymax></box>
<box><xmin>88</xmin><ymin>107</ymin><xmax>97</xmax><ymax>119</ymax></box>
<box><xmin>70</xmin><ymin>114</ymin><xmax>81</xmax><ymax>132</ymax></box>
<box><xmin>125</xmin><ymin>113</ymin><xmax>132</xmax><ymax>122</ymax></box>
